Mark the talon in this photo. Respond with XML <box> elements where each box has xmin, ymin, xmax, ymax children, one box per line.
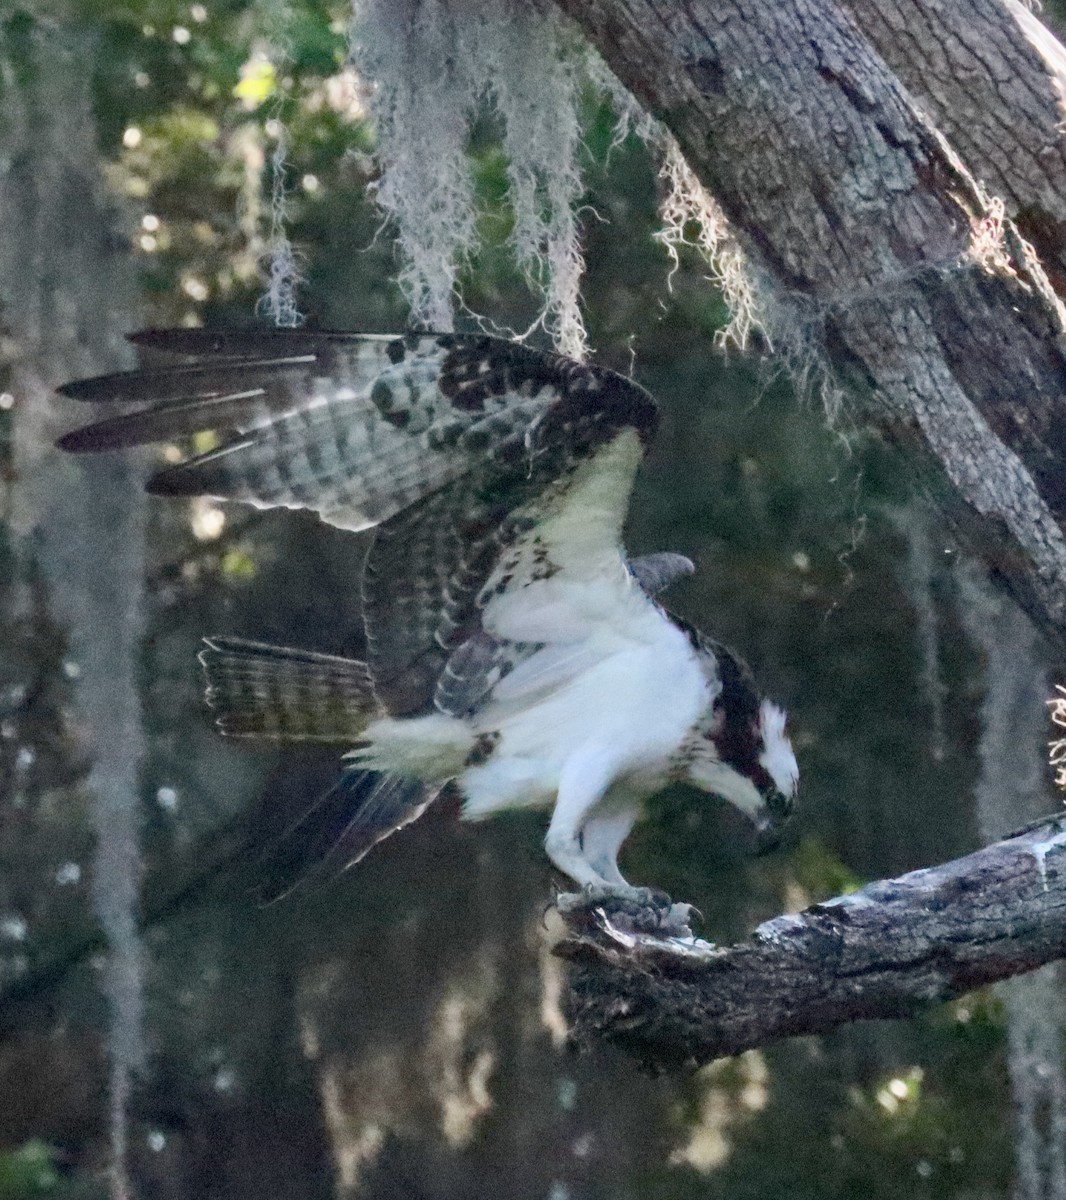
<box><xmin>554</xmin><ymin>884</ymin><xmax>622</xmax><ymax>915</ymax></box>
<box><xmin>662</xmin><ymin>902</ymin><xmax>699</xmax><ymax>933</ymax></box>
<box><xmin>553</xmin><ymin>890</ymin><xmax>586</xmax><ymax>914</ymax></box>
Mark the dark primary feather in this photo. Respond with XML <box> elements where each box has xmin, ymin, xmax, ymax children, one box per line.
<box><xmin>58</xmin><ymin>356</ymin><xmax>315</xmax><ymax>407</ymax></box>
<box><xmin>58</xmin><ymin>394</ymin><xmax>264</xmax><ymax>454</ymax></box>
<box><xmin>58</xmin><ymin>330</ymin><xmax>655</xmax><ymax>538</ymax></box>
<box><xmin>255</xmin><ymin>768</ymin><xmax>437</xmax><ymax>902</ymax></box>
<box><xmin>129</xmin><ymin>327</ymin><xmax>364</xmax><ymax>356</ymax></box>
<box><xmin>61</xmin><ymin>334</ymin><xmax>478</xmax><ymax>528</ymax></box>
<box><xmin>56</xmin><ymin>348</ymin><xmax>319</xmax><ymax>454</ymax></box>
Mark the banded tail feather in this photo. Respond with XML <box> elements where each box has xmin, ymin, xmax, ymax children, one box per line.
<box><xmin>200</xmin><ymin>637</ymin><xmax>441</xmax><ymax>900</ymax></box>
<box><xmin>199</xmin><ymin>637</ymin><xmax>380</xmax><ymax>741</ymax></box>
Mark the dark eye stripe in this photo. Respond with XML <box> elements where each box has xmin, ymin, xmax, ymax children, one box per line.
<box><xmin>750</xmin><ymin>763</ymin><xmax>776</xmax><ymax>794</ymax></box>
<box><xmin>704</xmin><ymin>643</ymin><xmax>765</xmax><ymax>781</ymax></box>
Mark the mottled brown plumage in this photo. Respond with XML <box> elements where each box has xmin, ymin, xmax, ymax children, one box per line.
<box><xmin>60</xmin><ymin>328</ymin><xmax>693</xmax><ymax>896</ymax></box>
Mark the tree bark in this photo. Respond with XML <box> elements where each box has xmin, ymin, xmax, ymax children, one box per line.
<box><xmin>553</xmin><ymin>0</ymin><xmax>1066</xmax><ymax>654</ymax></box>
<box><xmin>838</xmin><ymin>0</ymin><xmax>1066</xmax><ymax>292</ymax></box>
<box><xmin>556</xmin><ymin>814</ymin><xmax>1066</xmax><ymax>1072</ymax></box>
<box><xmin>1</xmin><ymin>22</ymin><xmax>145</xmax><ymax>1196</ymax></box>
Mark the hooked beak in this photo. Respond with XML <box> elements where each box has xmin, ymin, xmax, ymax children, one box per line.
<box><xmin>682</xmin><ymin>756</ymin><xmax>797</xmax><ymax>855</ymax></box>
<box><xmin>751</xmin><ymin>787</ymin><xmax>795</xmax><ymax>856</ymax></box>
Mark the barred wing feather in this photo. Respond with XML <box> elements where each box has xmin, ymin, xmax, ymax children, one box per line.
<box><xmin>60</xmin><ymin>330</ymin><xmax>565</xmax><ymax>532</ymax></box>
<box><xmin>58</xmin><ymin>328</ymin><xmax>664</xmax><ymax>895</ymax></box>
<box><xmin>361</xmin><ymin>387</ymin><xmax>658</xmax><ymax>714</ymax></box>
<box><xmin>59</xmin><ymin>329</ymin><xmax>660</xmax><ymax>721</ymax></box>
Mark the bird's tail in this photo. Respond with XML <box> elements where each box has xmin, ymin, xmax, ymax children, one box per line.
<box><xmin>254</xmin><ymin>769</ymin><xmax>441</xmax><ymax>902</ymax></box>
<box><xmin>199</xmin><ymin>637</ymin><xmax>442</xmax><ymax>898</ymax></box>
<box><xmin>199</xmin><ymin>636</ymin><xmax>381</xmax><ymax>741</ymax></box>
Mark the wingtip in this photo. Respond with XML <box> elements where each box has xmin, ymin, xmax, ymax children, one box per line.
<box><xmin>55</xmin><ymin>423</ymin><xmax>124</xmax><ymax>454</ymax></box>
<box><xmin>145</xmin><ymin>465</ymin><xmax>202</xmax><ymax>497</ymax></box>
<box><xmin>54</xmin><ymin>428</ymin><xmax>87</xmax><ymax>454</ymax></box>
<box><xmin>56</xmin><ymin>374</ymin><xmax>120</xmax><ymax>402</ymax></box>
<box><xmin>127</xmin><ymin>326</ymin><xmax>312</xmax><ymax>357</ymax></box>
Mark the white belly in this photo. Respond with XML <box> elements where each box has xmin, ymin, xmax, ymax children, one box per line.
<box><xmin>460</xmin><ymin>616</ymin><xmax>708</xmax><ymax>818</ymax></box>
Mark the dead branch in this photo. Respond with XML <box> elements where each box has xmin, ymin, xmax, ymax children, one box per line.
<box><xmin>556</xmin><ymin>815</ymin><xmax>1066</xmax><ymax>1072</ymax></box>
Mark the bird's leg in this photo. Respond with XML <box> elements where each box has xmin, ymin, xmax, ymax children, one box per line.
<box><xmin>554</xmin><ymin>796</ymin><xmax>696</xmax><ymax>934</ymax></box>
<box><xmin>547</xmin><ymin>761</ymin><xmax>697</xmax><ymax>936</ymax></box>
<box><xmin>579</xmin><ymin>806</ymin><xmax>639</xmax><ymax>888</ymax></box>
<box><xmin>544</xmin><ymin>751</ymin><xmax>617</xmax><ymax>889</ymax></box>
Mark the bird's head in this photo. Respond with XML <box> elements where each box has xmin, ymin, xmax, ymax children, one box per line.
<box><xmin>685</xmin><ymin>697</ymin><xmax>798</xmax><ymax>851</ymax></box>
<box><xmin>748</xmin><ymin>699</ymin><xmax>799</xmax><ymax>850</ymax></box>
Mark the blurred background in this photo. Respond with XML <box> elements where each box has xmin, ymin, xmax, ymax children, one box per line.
<box><xmin>2</xmin><ymin>2</ymin><xmax>1066</xmax><ymax>1197</ymax></box>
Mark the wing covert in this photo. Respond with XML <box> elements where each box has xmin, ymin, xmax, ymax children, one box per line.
<box><xmin>363</xmin><ymin>426</ymin><xmax>656</xmax><ymax>717</ymax></box>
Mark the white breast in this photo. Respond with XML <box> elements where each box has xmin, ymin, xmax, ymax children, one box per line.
<box><xmin>460</xmin><ymin>604</ymin><xmax>708</xmax><ymax>818</ymax></box>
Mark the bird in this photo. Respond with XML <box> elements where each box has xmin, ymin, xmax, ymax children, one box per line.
<box><xmin>58</xmin><ymin>328</ymin><xmax>798</xmax><ymax>905</ymax></box>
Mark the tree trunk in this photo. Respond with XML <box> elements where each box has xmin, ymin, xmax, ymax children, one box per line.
<box><xmin>1</xmin><ymin>21</ymin><xmax>144</xmax><ymax>1197</ymax></box>
<box><xmin>839</xmin><ymin>0</ymin><xmax>1066</xmax><ymax>291</ymax></box>
<box><xmin>553</xmin><ymin>0</ymin><xmax>1066</xmax><ymax>654</ymax></box>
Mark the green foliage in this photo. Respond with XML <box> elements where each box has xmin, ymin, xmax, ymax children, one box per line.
<box><xmin>789</xmin><ymin>835</ymin><xmax>864</xmax><ymax>900</ymax></box>
<box><xmin>0</xmin><ymin>1143</ymin><xmax>58</xmax><ymax>1198</ymax></box>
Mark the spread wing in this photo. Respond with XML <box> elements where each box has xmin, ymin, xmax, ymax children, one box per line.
<box><xmin>59</xmin><ymin>329</ymin><xmax>572</xmax><ymax>532</ymax></box>
<box><xmin>59</xmin><ymin>328</ymin><xmax>660</xmax><ymax>717</ymax></box>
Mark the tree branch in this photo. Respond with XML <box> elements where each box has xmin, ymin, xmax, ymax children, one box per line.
<box><xmin>554</xmin><ymin>0</ymin><xmax>1066</xmax><ymax>652</ymax></box>
<box><xmin>556</xmin><ymin>815</ymin><xmax>1066</xmax><ymax>1072</ymax></box>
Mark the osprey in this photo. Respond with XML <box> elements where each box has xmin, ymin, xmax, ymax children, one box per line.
<box><xmin>59</xmin><ymin>329</ymin><xmax>798</xmax><ymax>901</ymax></box>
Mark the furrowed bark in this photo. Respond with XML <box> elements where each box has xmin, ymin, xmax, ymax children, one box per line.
<box><xmin>556</xmin><ymin>816</ymin><xmax>1066</xmax><ymax>1072</ymax></box>
<box><xmin>554</xmin><ymin>0</ymin><xmax>1066</xmax><ymax>652</ymax></box>
<box><xmin>838</xmin><ymin>0</ymin><xmax>1066</xmax><ymax>292</ymax></box>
